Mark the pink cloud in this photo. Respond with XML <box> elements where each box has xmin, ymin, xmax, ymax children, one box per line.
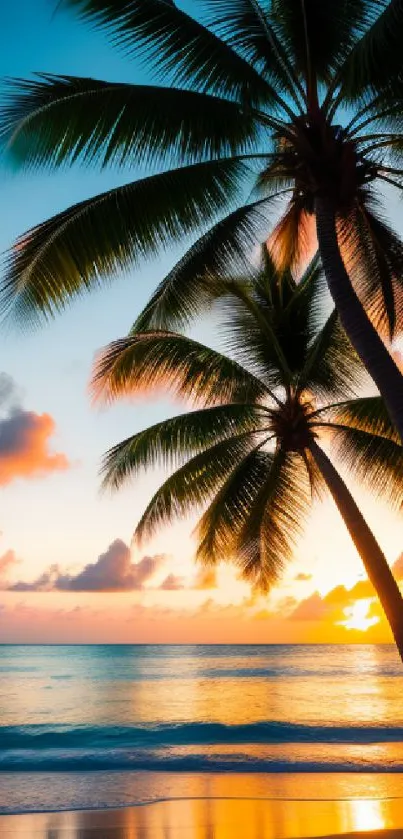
<box><xmin>0</xmin><ymin>373</ymin><xmax>68</xmax><ymax>485</ymax></box>
<box><xmin>159</xmin><ymin>573</ymin><xmax>185</xmax><ymax>590</ymax></box>
<box><xmin>0</xmin><ymin>550</ymin><xmax>19</xmax><ymax>579</ymax></box>
<box><xmin>7</xmin><ymin>540</ymin><xmax>167</xmax><ymax>592</ymax></box>
<box><xmin>158</xmin><ymin>567</ymin><xmax>217</xmax><ymax>591</ymax></box>
<box><xmin>290</xmin><ymin>592</ymin><xmax>330</xmax><ymax>621</ymax></box>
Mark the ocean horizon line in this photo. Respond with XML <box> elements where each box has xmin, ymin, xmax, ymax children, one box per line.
<box><xmin>0</xmin><ymin>641</ymin><xmax>397</xmax><ymax>647</ymax></box>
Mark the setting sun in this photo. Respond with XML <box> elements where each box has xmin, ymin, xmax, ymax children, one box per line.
<box><xmin>339</xmin><ymin>599</ymin><xmax>380</xmax><ymax>632</ymax></box>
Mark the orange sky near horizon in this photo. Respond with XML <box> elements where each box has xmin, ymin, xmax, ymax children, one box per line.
<box><xmin>1</xmin><ymin>506</ymin><xmax>402</xmax><ymax>644</ymax></box>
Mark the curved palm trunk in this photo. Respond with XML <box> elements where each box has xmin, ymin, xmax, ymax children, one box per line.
<box><xmin>315</xmin><ymin>195</ymin><xmax>403</xmax><ymax>443</ymax></box>
<box><xmin>310</xmin><ymin>440</ymin><xmax>403</xmax><ymax>661</ymax></box>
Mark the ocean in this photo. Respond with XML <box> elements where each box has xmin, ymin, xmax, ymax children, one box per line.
<box><xmin>2</xmin><ymin>643</ymin><xmax>403</xmax><ymax>815</ymax></box>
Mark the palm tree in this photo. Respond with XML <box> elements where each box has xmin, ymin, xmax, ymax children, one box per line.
<box><xmin>0</xmin><ymin>0</ymin><xmax>403</xmax><ymax>439</ymax></box>
<box><xmin>92</xmin><ymin>253</ymin><xmax>403</xmax><ymax>659</ymax></box>
<box><xmin>3</xmin><ymin>3</ymin><xmax>403</xmax><ymax>436</ymax></box>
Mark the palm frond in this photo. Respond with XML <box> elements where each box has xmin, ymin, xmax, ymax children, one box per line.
<box><xmin>217</xmin><ymin>278</ymin><xmax>294</xmax><ymax>389</ymax></box>
<box><xmin>254</xmin><ymin>248</ymin><xmax>324</xmax><ymax>319</ymax></box>
<box><xmin>341</xmin><ymin>0</ymin><xmax>403</xmax><ymax>98</ymax></box>
<box><xmin>196</xmin><ymin>446</ymin><xmax>311</xmax><ymax>592</ymax></box>
<box><xmin>297</xmin><ymin>309</ymin><xmax>364</xmax><ymax>400</ymax></box>
<box><xmin>268</xmin><ymin>199</ymin><xmax>314</xmax><ymax>274</ymax></box>
<box><xmin>92</xmin><ymin>331</ymin><xmax>267</xmax><ymax>407</ymax></box>
<box><xmin>252</xmin><ymin>254</ymin><xmax>328</xmax><ymax>378</ymax></box>
<box><xmin>325</xmin><ymin>396</ymin><xmax>403</xmax><ymax>508</ymax></box>
<box><xmin>328</xmin><ymin>395</ymin><xmax>400</xmax><ymax>440</ymax></box>
<box><xmin>171</xmin><ymin>252</ymin><xmax>324</xmax><ymax>389</ymax></box>
<box><xmin>101</xmin><ymin>403</ymin><xmax>263</xmax><ymax>488</ymax></box>
<box><xmin>133</xmin><ymin>192</ymin><xmax>288</xmax><ymax>332</ymax></box>
<box><xmin>339</xmin><ymin>200</ymin><xmax>403</xmax><ymax>339</ymax></box>
<box><xmin>270</xmin><ymin>0</ymin><xmax>381</xmax><ymax>80</ymax></box>
<box><xmin>300</xmin><ymin>447</ymin><xmax>327</xmax><ymax>501</ymax></box>
<box><xmin>236</xmin><ymin>449</ymin><xmax>313</xmax><ymax>591</ymax></box>
<box><xmin>60</xmin><ymin>0</ymin><xmax>278</xmax><ymax>107</ymax></box>
<box><xmin>204</xmin><ymin>0</ymin><xmax>304</xmax><ymax>108</ymax></box>
<box><xmin>346</xmin><ymin>89</ymin><xmax>403</xmax><ymax>135</ymax></box>
<box><xmin>133</xmin><ymin>432</ymin><xmax>263</xmax><ymax>544</ymax></box>
<box><xmin>293</xmin><ymin>254</ymin><xmax>331</xmax><ymax>339</ymax></box>
<box><xmin>0</xmin><ymin>75</ymin><xmax>260</xmax><ymax>170</ymax></box>
<box><xmin>250</xmin><ymin>254</ymin><xmax>327</xmax><ymax>378</ymax></box>
<box><xmin>1</xmin><ymin>157</ymin><xmax>248</xmax><ymax>325</ymax></box>
<box><xmin>195</xmin><ymin>444</ymin><xmax>276</xmax><ymax>567</ymax></box>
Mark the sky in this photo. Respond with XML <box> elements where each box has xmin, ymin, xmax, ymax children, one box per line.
<box><xmin>0</xmin><ymin>0</ymin><xmax>402</xmax><ymax>644</ymax></box>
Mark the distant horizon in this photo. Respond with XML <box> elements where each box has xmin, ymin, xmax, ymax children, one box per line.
<box><xmin>0</xmin><ymin>640</ymin><xmax>397</xmax><ymax>646</ymax></box>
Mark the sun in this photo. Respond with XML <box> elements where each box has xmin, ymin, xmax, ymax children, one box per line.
<box><xmin>339</xmin><ymin>599</ymin><xmax>380</xmax><ymax>632</ymax></box>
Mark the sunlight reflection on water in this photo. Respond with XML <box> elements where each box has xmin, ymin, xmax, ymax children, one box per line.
<box><xmin>2</xmin><ymin>644</ymin><xmax>403</xmax><ymax>729</ymax></box>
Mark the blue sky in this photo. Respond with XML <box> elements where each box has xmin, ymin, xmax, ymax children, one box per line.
<box><xmin>0</xmin><ymin>0</ymin><xmax>195</xmax><ymax>574</ymax></box>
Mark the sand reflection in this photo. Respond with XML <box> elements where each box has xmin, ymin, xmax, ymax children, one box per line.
<box><xmin>1</xmin><ymin>792</ymin><xmax>402</xmax><ymax>839</ymax></box>
<box><xmin>1</xmin><ymin>769</ymin><xmax>403</xmax><ymax>839</ymax></box>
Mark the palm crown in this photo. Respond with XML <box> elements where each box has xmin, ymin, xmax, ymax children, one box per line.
<box><xmin>92</xmin><ymin>254</ymin><xmax>403</xmax><ymax>593</ymax></box>
<box><xmin>3</xmin><ymin>0</ymin><xmax>403</xmax><ymax>436</ymax></box>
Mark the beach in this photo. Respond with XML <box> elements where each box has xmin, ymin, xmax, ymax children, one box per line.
<box><xmin>2</xmin><ymin>779</ymin><xmax>403</xmax><ymax>838</ymax></box>
<box><xmin>2</xmin><ymin>775</ymin><xmax>403</xmax><ymax>839</ymax></box>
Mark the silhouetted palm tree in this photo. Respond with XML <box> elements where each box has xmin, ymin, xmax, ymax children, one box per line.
<box><xmin>2</xmin><ymin>2</ymin><xmax>403</xmax><ymax>435</ymax></box>
<box><xmin>92</xmin><ymin>254</ymin><xmax>403</xmax><ymax>659</ymax></box>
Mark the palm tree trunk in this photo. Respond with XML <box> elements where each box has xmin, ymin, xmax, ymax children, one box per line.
<box><xmin>310</xmin><ymin>440</ymin><xmax>403</xmax><ymax>661</ymax></box>
<box><xmin>315</xmin><ymin>194</ymin><xmax>403</xmax><ymax>443</ymax></box>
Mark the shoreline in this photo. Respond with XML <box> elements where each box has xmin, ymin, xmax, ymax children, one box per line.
<box><xmin>1</xmin><ymin>773</ymin><xmax>403</xmax><ymax>837</ymax></box>
<box><xmin>1</xmin><ymin>799</ymin><xmax>403</xmax><ymax>838</ymax></box>
<box><xmin>3</xmin><ymin>789</ymin><xmax>403</xmax><ymax>818</ymax></box>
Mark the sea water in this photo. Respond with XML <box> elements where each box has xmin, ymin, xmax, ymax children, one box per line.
<box><xmin>1</xmin><ymin>643</ymin><xmax>403</xmax><ymax>813</ymax></box>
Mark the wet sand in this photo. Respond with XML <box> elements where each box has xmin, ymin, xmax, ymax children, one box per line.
<box><xmin>1</xmin><ymin>794</ymin><xmax>403</xmax><ymax>838</ymax></box>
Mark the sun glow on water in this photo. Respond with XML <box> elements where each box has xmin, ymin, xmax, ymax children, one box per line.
<box><xmin>349</xmin><ymin>798</ymin><xmax>386</xmax><ymax>832</ymax></box>
<box><xmin>339</xmin><ymin>598</ymin><xmax>380</xmax><ymax>632</ymax></box>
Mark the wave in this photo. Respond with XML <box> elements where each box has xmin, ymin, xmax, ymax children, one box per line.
<box><xmin>1</xmin><ymin>751</ymin><xmax>403</xmax><ymax>773</ymax></box>
<box><xmin>1</xmin><ymin>721</ymin><xmax>403</xmax><ymax>773</ymax></box>
<box><xmin>2</xmin><ymin>721</ymin><xmax>403</xmax><ymax>751</ymax></box>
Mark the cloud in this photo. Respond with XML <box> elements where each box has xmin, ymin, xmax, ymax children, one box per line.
<box><xmin>0</xmin><ymin>373</ymin><xmax>69</xmax><ymax>485</ymax></box>
<box><xmin>290</xmin><ymin>592</ymin><xmax>331</xmax><ymax>621</ymax></box>
<box><xmin>0</xmin><ymin>550</ymin><xmax>20</xmax><ymax>579</ymax></box>
<box><xmin>289</xmin><ymin>581</ymin><xmax>374</xmax><ymax>623</ymax></box>
<box><xmin>8</xmin><ymin>540</ymin><xmax>166</xmax><ymax>592</ymax></box>
<box><xmin>64</xmin><ymin>542</ymin><xmax>163</xmax><ymax>592</ymax></box>
<box><xmin>160</xmin><ymin>573</ymin><xmax>186</xmax><ymax>590</ymax></box>
<box><xmin>294</xmin><ymin>572</ymin><xmax>312</xmax><ymax>582</ymax></box>
<box><xmin>276</xmin><ymin>596</ymin><xmax>299</xmax><ymax>614</ymax></box>
<box><xmin>11</xmin><ymin>564</ymin><xmax>64</xmax><ymax>593</ymax></box>
<box><xmin>157</xmin><ymin>567</ymin><xmax>217</xmax><ymax>591</ymax></box>
<box><xmin>193</xmin><ymin>568</ymin><xmax>217</xmax><ymax>590</ymax></box>
<box><xmin>288</xmin><ymin>548</ymin><xmax>403</xmax><ymax>626</ymax></box>
<box><xmin>324</xmin><ymin>584</ymin><xmax>354</xmax><ymax>607</ymax></box>
<box><xmin>288</xmin><ymin>562</ymin><xmax>403</xmax><ymax>627</ymax></box>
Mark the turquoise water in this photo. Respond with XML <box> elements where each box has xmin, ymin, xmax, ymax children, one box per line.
<box><xmin>1</xmin><ymin>644</ymin><xmax>403</xmax><ymax>813</ymax></box>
